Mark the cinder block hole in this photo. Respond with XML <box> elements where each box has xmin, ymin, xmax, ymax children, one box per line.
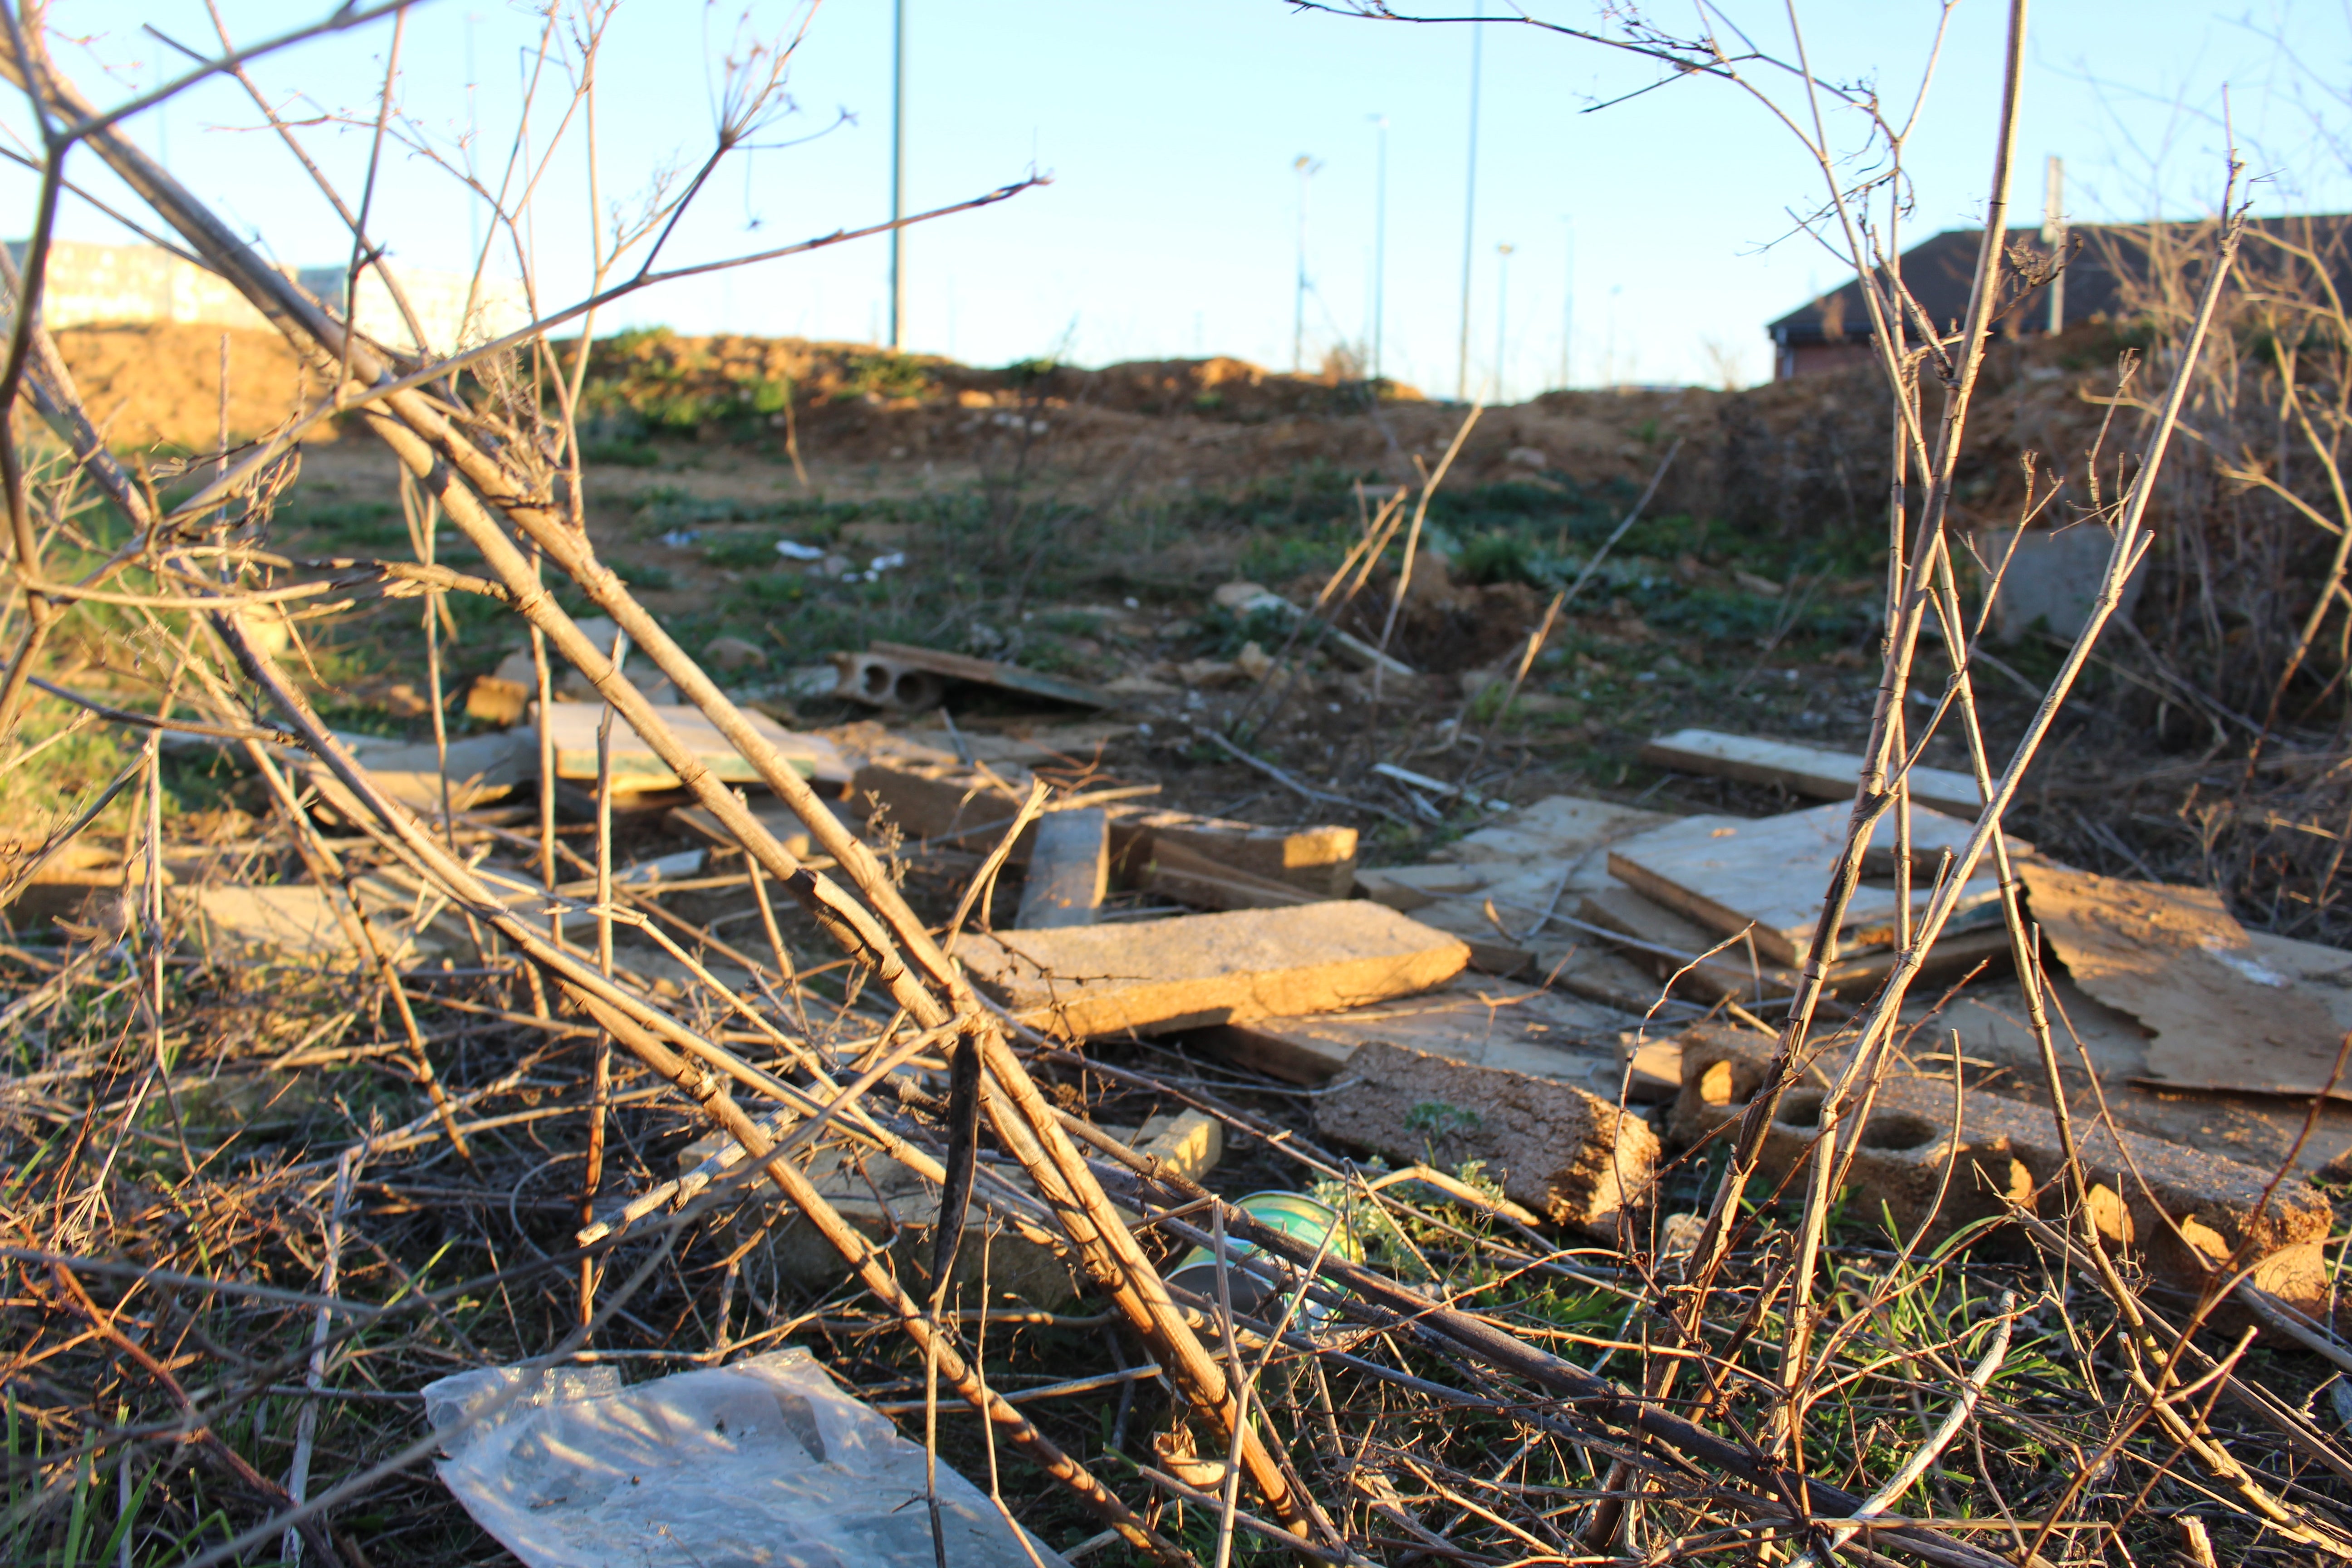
<box><xmin>859</xmin><ymin>661</ymin><xmax>893</xmax><ymax>697</ymax></box>
<box><xmin>1774</xmin><ymin>1089</ymin><xmax>1826</xmax><ymax>1127</ymax></box>
<box><xmin>1856</xmin><ymin>1113</ymin><xmax>1938</xmax><ymax>1152</ymax></box>
<box><xmin>1769</xmin><ymin>1093</ymin><xmax>1938</xmax><ymax>1153</ymax></box>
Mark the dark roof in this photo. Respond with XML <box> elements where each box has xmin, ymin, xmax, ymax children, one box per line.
<box><xmin>1768</xmin><ymin>215</ymin><xmax>2352</xmax><ymax>347</ymax></box>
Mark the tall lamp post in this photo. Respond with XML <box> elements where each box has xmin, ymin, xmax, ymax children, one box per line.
<box><xmin>1455</xmin><ymin>0</ymin><xmax>1484</xmax><ymax>401</ymax></box>
<box><xmin>1293</xmin><ymin>153</ymin><xmax>1321</xmax><ymax>372</ymax></box>
<box><xmin>1559</xmin><ymin>216</ymin><xmax>1573</xmax><ymax>390</ymax></box>
<box><xmin>887</xmin><ymin>0</ymin><xmax>906</xmax><ymax>350</ymax></box>
<box><xmin>1369</xmin><ymin>114</ymin><xmax>1388</xmax><ymax>382</ymax></box>
<box><xmin>1493</xmin><ymin>243</ymin><xmax>1514</xmax><ymax>402</ymax></box>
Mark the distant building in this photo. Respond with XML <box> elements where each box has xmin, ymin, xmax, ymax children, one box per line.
<box><xmin>293</xmin><ymin>264</ymin><xmax>529</xmax><ymax>353</ymax></box>
<box><xmin>5</xmin><ymin>239</ymin><xmax>527</xmax><ymax>355</ymax></box>
<box><xmin>1766</xmin><ymin>216</ymin><xmax>2352</xmax><ymax>379</ymax></box>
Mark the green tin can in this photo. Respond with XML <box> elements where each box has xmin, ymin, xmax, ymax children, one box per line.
<box><xmin>1164</xmin><ymin>1191</ymin><xmax>1361</xmax><ymax>1323</ymax></box>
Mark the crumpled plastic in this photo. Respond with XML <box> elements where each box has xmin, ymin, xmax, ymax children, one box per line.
<box><xmin>423</xmin><ymin>1349</ymin><xmax>1070</xmax><ymax>1568</ymax></box>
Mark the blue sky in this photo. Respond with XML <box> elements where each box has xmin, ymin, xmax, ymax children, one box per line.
<box><xmin>17</xmin><ymin>1</ymin><xmax>2349</xmax><ymax>392</ymax></box>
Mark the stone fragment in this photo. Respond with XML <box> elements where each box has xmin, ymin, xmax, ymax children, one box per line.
<box><xmin>1316</xmin><ymin>1042</ymin><xmax>1659</xmax><ymax>1234</ymax></box>
<box><xmin>1011</xmin><ymin>808</ymin><xmax>1108</xmax><ymax>930</ymax></box>
<box><xmin>702</xmin><ymin>633</ymin><xmax>769</xmax><ymax>671</ymax></box>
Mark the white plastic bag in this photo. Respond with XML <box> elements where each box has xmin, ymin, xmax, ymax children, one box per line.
<box><xmin>424</xmin><ymin>1350</ymin><xmax>1068</xmax><ymax>1568</ymax></box>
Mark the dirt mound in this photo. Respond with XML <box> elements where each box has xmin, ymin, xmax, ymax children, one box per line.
<box><xmin>50</xmin><ymin>321</ymin><xmax>333</xmax><ymax>453</ymax></box>
<box><xmin>45</xmin><ymin>321</ymin><xmax>2127</xmax><ymax>541</ymax></box>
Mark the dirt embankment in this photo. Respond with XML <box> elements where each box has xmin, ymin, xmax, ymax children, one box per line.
<box><xmin>43</xmin><ymin>320</ymin><xmax>2128</xmax><ymax>532</ymax></box>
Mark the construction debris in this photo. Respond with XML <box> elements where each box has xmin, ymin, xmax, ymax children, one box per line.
<box><xmin>1201</xmin><ymin>973</ymin><xmax>1627</xmax><ymax>1089</ymax></box>
<box><xmin>835</xmin><ymin>640</ymin><xmax>1112</xmax><ymax>711</ymax></box>
<box><xmin>853</xmin><ymin>753</ymin><xmax>1358</xmax><ymax>895</ymax></box>
<box><xmin>954</xmin><ymin>900</ymin><xmax>1470</xmax><ymax>1039</ymax></box>
<box><xmin>1977</xmin><ymin>522</ymin><xmax>2147</xmax><ymax>640</ymax></box>
<box><xmin>1316</xmin><ymin>1042</ymin><xmax>1659</xmax><ymax>1234</ymax></box>
<box><xmin>1606</xmin><ymin>799</ymin><xmax>2008</xmax><ymax>967</ymax></box>
<box><xmin>2021</xmin><ymin>862</ymin><xmax>2352</xmax><ymax>1098</ymax></box>
<box><xmin>307</xmin><ymin>730</ymin><xmax>537</xmax><ymax>817</ymax></box>
<box><xmin>540</xmin><ymin>701</ymin><xmax>850</xmax><ymax>791</ymax></box>
<box><xmin>425</xmin><ymin>1351</ymin><xmax>1070</xmax><ymax>1568</ymax></box>
<box><xmin>1210</xmin><ymin>579</ymin><xmax>1415</xmax><ymax>676</ymax></box>
<box><xmin>1010</xmin><ymin>807</ymin><xmax>1109</xmax><ymax>929</ymax></box>
<box><xmin>1671</xmin><ymin>1027</ymin><xmax>2334</xmax><ymax>1313</ymax></box>
<box><xmin>1639</xmin><ymin>727</ymin><xmax>1985</xmax><ymax>818</ymax></box>
<box><xmin>1354</xmin><ymin>794</ymin><xmax>1671</xmax><ymax>975</ymax></box>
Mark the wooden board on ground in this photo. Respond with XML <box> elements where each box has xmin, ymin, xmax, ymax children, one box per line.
<box><xmin>1012</xmin><ymin>809</ymin><xmax>1109</xmax><ymax>929</ymax></box>
<box><xmin>1137</xmin><ymin>836</ymin><xmax>1318</xmax><ymax>912</ymax></box>
<box><xmin>902</xmin><ymin>721</ymin><xmax>1136</xmax><ymax>768</ymax></box>
<box><xmin>1108</xmin><ymin>812</ymin><xmax>1355</xmax><ymax>898</ymax></box>
<box><xmin>1640</xmin><ymin>728</ymin><xmax>1984</xmax><ymax>818</ymax></box>
<box><xmin>953</xmin><ymin>901</ymin><xmax>1468</xmax><ymax>1039</ymax></box>
<box><xmin>1198</xmin><ymin>974</ymin><xmax>1627</xmax><ymax>1093</ymax></box>
<box><xmin>1351</xmin><ymin>794</ymin><xmax>1673</xmax><ymax>976</ymax></box>
<box><xmin>867</xmin><ymin>641</ymin><xmax>1113</xmax><ymax>709</ymax></box>
<box><xmin>541</xmin><ymin>702</ymin><xmax>849</xmax><ymax>789</ymax></box>
<box><xmin>1607</xmin><ymin>801</ymin><xmax>2007</xmax><ymax>967</ymax></box>
<box><xmin>853</xmin><ymin>758</ymin><xmax>1357</xmax><ymax>896</ymax></box>
<box><xmin>668</xmin><ymin>798</ymin><xmax>862</xmax><ymax>858</ymax></box>
<box><xmin>2022</xmin><ymin>862</ymin><xmax>2352</xmax><ymax>1098</ymax></box>
<box><xmin>304</xmin><ymin>731</ymin><xmax>536</xmax><ymax>821</ymax></box>
<box><xmin>1578</xmin><ymin>884</ymin><xmax>2013</xmax><ymax>1001</ymax></box>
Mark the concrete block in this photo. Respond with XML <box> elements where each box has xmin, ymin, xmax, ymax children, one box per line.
<box><xmin>1670</xmin><ymin>1029</ymin><xmax>2334</xmax><ymax>1315</ymax></box>
<box><xmin>1011</xmin><ymin>808</ymin><xmax>1108</xmax><ymax>929</ymax></box>
<box><xmin>955</xmin><ymin>901</ymin><xmax>1469</xmax><ymax>1040</ymax></box>
<box><xmin>1315</xmin><ymin>1041</ymin><xmax>1659</xmax><ymax>1234</ymax></box>
<box><xmin>1979</xmin><ymin>524</ymin><xmax>2146</xmax><ymax>641</ymax></box>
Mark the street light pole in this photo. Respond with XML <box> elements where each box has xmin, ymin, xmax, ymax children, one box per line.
<box><xmin>1494</xmin><ymin>243</ymin><xmax>1514</xmax><ymax>402</ymax></box>
<box><xmin>1455</xmin><ymin>0</ymin><xmax>1483</xmax><ymax>401</ymax></box>
<box><xmin>1370</xmin><ymin>114</ymin><xmax>1388</xmax><ymax>382</ymax></box>
<box><xmin>887</xmin><ymin>0</ymin><xmax>906</xmax><ymax>351</ymax></box>
<box><xmin>1294</xmin><ymin>154</ymin><xmax>1319</xmax><ymax>373</ymax></box>
<box><xmin>1559</xmin><ymin>216</ymin><xmax>1573</xmax><ymax>390</ymax></box>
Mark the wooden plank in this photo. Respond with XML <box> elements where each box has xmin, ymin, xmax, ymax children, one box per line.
<box><xmin>1012</xmin><ymin>808</ymin><xmax>1109</xmax><ymax>929</ymax></box>
<box><xmin>540</xmin><ymin>702</ymin><xmax>849</xmax><ymax>788</ymax></box>
<box><xmin>1639</xmin><ymin>728</ymin><xmax>1983</xmax><ymax>818</ymax></box>
<box><xmin>1606</xmin><ymin>801</ymin><xmax>2005</xmax><ymax>967</ymax></box>
<box><xmin>851</xmin><ymin>760</ymin><xmax>1041</xmax><ymax>857</ymax></box>
<box><xmin>1107</xmin><ymin>813</ymin><xmax>1356</xmax><ymax>898</ymax></box>
<box><xmin>953</xmin><ymin>901</ymin><xmax>1469</xmax><ymax>1040</ymax></box>
<box><xmin>851</xmin><ymin>759</ymin><xmax>1356</xmax><ymax>895</ymax></box>
<box><xmin>1137</xmin><ymin>836</ymin><xmax>1319</xmax><ymax>912</ymax></box>
<box><xmin>867</xmin><ymin>640</ymin><xmax>1113</xmax><ymax>708</ymax></box>
<box><xmin>1577</xmin><ymin>884</ymin><xmax>2013</xmax><ymax>1000</ymax></box>
<box><xmin>1575</xmin><ymin>886</ymin><xmax>1789</xmax><ymax>1001</ymax></box>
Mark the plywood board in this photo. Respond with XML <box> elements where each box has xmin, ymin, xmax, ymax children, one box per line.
<box><xmin>953</xmin><ymin>901</ymin><xmax>1468</xmax><ymax>1039</ymax></box>
<box><xmin>1607</xmin><ymin>801</ymin><xmax>2005</xmax><ymax>967</ymax></box>
<box><xmin>540</xmin><ymin>703</ymin><xmax>848</xmax><ymax>788</ymax></box>
<box><xmin>1641</xmin><ymin>728</ymin><xmax>1983</xmax><ymax>818</ymax></box>
<box><xmin>1579</xmin><ymin>883</ymin><xmax>2013</xmax><ymax>1002</ymax></box>
<box><xmin>1137</xmin><ymin>836</ymin><xmax>1319</xmax><ymax>912</ymax></box>
<box><xmin>2022</xmin><ymin>862</ymin><xmax>2352</xmax><ymax>1098</ymax></box>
